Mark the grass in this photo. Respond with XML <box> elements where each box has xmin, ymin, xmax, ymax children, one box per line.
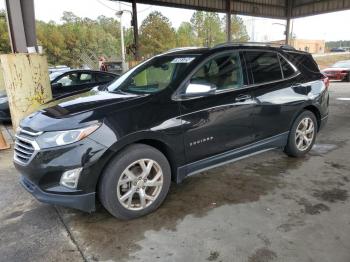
<box><xmin>314</xmin><ymin>53</ymin><xmax>350</xmax><ymax>69</ymax></box>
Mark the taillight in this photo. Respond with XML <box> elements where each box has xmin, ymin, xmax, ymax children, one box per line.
<box><xmin>322</xmin><ymin>76</ymin><xmax>330</xmax><ymax>89</ymax></box>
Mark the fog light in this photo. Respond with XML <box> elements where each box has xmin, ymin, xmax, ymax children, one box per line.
<box><xmin>60</xmin><ymin>168</ymin><xmax>82</xmax><ymax>189</ymax></box>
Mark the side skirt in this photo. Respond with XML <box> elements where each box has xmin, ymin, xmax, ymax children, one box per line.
<box><xmin>176</xmin><ymin>132</ymin><xmax>289</xmax><ymax>183</ymax></box>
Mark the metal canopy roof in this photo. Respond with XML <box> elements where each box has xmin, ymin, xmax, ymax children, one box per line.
<box><xmin>125</xmin><ymin>0</ymin><xmax>350</xmax><ymax>19</ymax></box>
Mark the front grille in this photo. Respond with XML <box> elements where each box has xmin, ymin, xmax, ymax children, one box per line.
<box><xmin>14</xmin><ymin>128</ymin><xmax>41</xmax><ymax>165</ymax></box>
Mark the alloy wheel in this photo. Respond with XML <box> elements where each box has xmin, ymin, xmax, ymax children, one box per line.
<box><xmin>117</xmin><ymin>159</ymin><xmax>164</xmax><ymax>211</ymax></box>
<box><xmin>295</xmin><ymin>117</ymin><xmax>315</xmax><ymax>151</ymax></box>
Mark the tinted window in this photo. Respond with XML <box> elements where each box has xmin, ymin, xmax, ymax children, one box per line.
<box><xmin>190</xmin><ymin>52</ymin><xmax>243</xmax><ymax>91</ymax></box>
<box><xmin>96</xmin><ymin>74</ymin><xmax>115</xmax><ymax>83</ymax></box>
<box><xmin>56</xmin><ymin>72</ymin><xmax>93</xmax><ymax>87</ymax></box>
<box><xmin>279</xmin><ymin>55</ymin><xmax>295</xmax><ymax>78</ymax></box>
<box><xmin>245</xmin><ymin>52</ymin><xmax>282</xmax><ymax>84</ymax></box>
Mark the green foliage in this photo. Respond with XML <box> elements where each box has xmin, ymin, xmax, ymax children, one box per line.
<box><xmin>176</xmin><ymin>22</ymin><xmax>196</xmax><ymax>47</ymax></box>
<box><xmin>0</xmin><ymin>10</ymin><xmax>11</xmax><ymax>53</ymax></box>
<box><xmin>229</xmin><ymin>15</ymin><xmax>250</xmax><ymax>42</ymax></box>
<box><xmin>139</xmin><ymin>11</ymin><xmax>176</xmax><ymax>56</ymax></box>
<box><xmin>0</xmin><ymin>9</ymin><xmax>250</xmax><ymax>64</ymax></box>
<box><xmin>190</xmin><ymin>11</ymin><xmax>225</xmax><ymax>47</ymax></box>
<box><xmin>36</xmin><ymin>12</ymin><xmax>122</xmax><ymax>67</ymax></box>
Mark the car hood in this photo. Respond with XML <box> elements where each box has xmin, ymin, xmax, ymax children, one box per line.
<box><xmin>323</xmin><ymin>67</ymin><xmax>350</xmax><ymax>72</ymax></box>
<box><xmin>20</xmin><ymin>89</ymin><xmax>149</xmax><ymax>132</ymax></box>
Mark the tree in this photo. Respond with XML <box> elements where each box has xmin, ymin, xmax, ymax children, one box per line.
<box><xmin>139</xmin><ymin>11</ymin><xmax>176</xmax><ymax>56</ymax></box>
<box><xmin>0</xmin><ymin>10</ymin><xmax>11</xmax><ymax>53</ymax></box>
<box><xmin>176</xmin><ymin>22</ymin><xmax>196</xmax><ymax>47</ymax></box>
<box><xmin>190</xmin><ymin>11</ymin><xmax>225</xmax><ymax>47</ymax></box>
<box><xmin>229</xmin><ymin>15</ymin><xmax>249</xmax><ymax>42</ymax></box>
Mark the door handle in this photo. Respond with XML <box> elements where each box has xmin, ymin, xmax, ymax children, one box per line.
<box><xmin>235</xmin><ymin>94</ymin><xmax>252</xmax><ymax>102</ymax></box>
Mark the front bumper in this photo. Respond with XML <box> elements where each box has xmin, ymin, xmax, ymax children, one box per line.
<box><xmin>14</xmin><ymin>134</ymin><xmax>110</xmax><ymax>212</ymax></box>
<box><xmin>21</xmin><ymin>176</ymin><xmax>96</xmax><ymax>212</ymax></box>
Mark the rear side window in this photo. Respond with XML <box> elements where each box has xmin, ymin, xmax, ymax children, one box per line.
<box><xmin>286</xmin><ymin>52</ymin><xmax>320</xmax><ymax>73</ymax></box>
<box><xmin>279</xmin><ymin>55</ymin><xmax>296</xmax><ymax>78</ymax></box>
<box><xmin>245</xmin><ymin>51</ymin><xmax>282</xmax><ymax>84</ymax></box>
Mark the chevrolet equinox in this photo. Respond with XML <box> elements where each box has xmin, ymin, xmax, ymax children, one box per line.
<box><xmin>14</xmin><ymin>43</ymin><xmax>329</xmax><ymax>219</ymax></box>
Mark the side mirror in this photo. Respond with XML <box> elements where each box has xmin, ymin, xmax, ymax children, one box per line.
<box><xmin>184</xmin><ymin>83</ymin><xmax>217</xmax><ymax>97</ymax></box>
<box><xmin>52</xmin><ymin>82</ymin><xmax>63</xmax><ymax>89</ymax></box>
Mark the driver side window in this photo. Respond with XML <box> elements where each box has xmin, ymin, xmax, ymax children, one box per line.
<box><xmin>56</xmin><ymin>73</ymin><xmax>93</xmax><ymax>87</ymax></box>
<box><xmin>190</xmin><ymin>52</ymin><xmax>243</xmax><ymax>91</ymax></box>
<box><xmin>57</xmin><ymin>73</ymin><xmax>79</xmax><ymax>87</ymax></box>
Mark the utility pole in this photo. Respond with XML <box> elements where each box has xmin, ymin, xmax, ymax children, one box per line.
<box><xmin>285</xmin><ymin>0</ymin><xmax>293</xmax><ymax>45</ymax></box>
<box><xmin>1</xmin><ymin>0</ymin><xmax>52</xmax><ymax>130</ymax></box>
<box><xmin>226</xmin><ymin>0</ymin><xmax>232</xmax><ymax>42</ymax></box>
<box><xmin>132</xmin><ymin>0</ymin><xmax>140</xmax><ymax>60</ymax></box>
<box><xmin>118</xmin><ymin>2</ymin><xmax>126</xmax><ymax>70</ymax></box>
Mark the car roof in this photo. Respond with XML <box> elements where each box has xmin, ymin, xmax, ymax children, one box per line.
<box><xmin>162</xmin><ymin>43</ymin><xmax>308</xmax><ymax>57</ymax></box>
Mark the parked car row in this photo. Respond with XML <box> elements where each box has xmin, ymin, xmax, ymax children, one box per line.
<box><xmin>322</xmin><ymin>60</ymin><xmax>350</xmax><ymax>82</ymax></box>
<box><xmin>14</xmin><ymin>44</ymin><xmax>329</xmax><ymax>219</ymax></box>
<box><xmin>0</xmin><ymin>70</ymin><xmax>118</xmax><ymax>122</ymax></box>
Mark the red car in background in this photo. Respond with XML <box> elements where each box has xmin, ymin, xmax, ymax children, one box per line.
<box><xmin>322</xmin><ymin>60</ymin><xmax>350</xmax><ymax>82</ymax></box>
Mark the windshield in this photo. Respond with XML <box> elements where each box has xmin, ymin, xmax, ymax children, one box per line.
<box><xmin>49</xmin><ymin>71</ymin><xmax>65</xmax><ymax>81</ymax></box>
<box><xmin>107</xmin><ymin>55</ymin><xmax>197</xmax><ymax>94</ymax></box>
<box><xmin>332</xmin><ymin>61</ymin><xmax>350</xmax><ymax>68</ymax></box>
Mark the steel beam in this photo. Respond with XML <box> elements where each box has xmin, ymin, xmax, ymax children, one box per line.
<box><xmin>4</xmin><ymin>0</ymin><xmax>26</xmax><ymax>53</ymax></box>
<box><xmin>4</xmin><ymin>0</ymin><xmax>37</xmax><ymax>53</ymax></box>
<box><xmin>20</xmin><ymin>0</ymin><xmax>37</xmax><ymax>49</ymax></box>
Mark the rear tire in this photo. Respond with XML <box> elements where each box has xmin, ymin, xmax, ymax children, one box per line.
<box><xmin>98</xmin><ymin>144</ymin><xmax>171</xmax><ymax>219</ymax></box>
<box><xmin>284</xmin><ymin>110</ymin><xmax>318</xmax><ymax>157</ymax></box>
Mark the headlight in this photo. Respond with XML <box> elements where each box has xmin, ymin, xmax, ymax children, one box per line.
<box><xmin>36</xmin><ymin>124</ymin><xmax>100</xmax><ymax>149</ymax></box>
<box><xmin>0</xmin><ymin>96</ymin><xmax>8</xmax><ymax>103</ymax></box>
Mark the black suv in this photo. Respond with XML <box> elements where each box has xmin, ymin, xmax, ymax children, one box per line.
<box><xmin>14</xmin><ymin>44</ymin><xmax>329</xmax><ymax>219</ymax></box>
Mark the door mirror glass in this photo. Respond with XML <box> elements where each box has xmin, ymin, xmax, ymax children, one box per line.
<box><xmin>185</xmin><ymin>83</ymin><xmax>216</xmax><ymax>96</ymax></box>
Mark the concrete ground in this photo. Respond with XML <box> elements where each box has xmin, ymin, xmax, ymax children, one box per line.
<box><xmin>1</xmin><ymin>82</ymin><xmax>350</xmax><ymax>262</ymax></box>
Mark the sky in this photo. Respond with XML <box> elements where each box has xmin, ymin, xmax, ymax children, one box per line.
<box><xmin>1</xmin><ymin>0</ymin><xmax>349</xmax><ymax>42</ymax></box>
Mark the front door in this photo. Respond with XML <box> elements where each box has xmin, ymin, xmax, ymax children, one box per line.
<box><xmin>179</xmin><ymin>51</ymin><xmax>256</xmax><ymax>163</ymax></box>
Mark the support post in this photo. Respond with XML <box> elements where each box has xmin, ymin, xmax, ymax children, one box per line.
<box><xmin>285</xmin><ymin>0</ymin><xmax>292</xmax><ymax>45</ymax></box>
<box><xmin>285</xmin><ymin>18</ymin><xmax>290</xmax><ymax>45</ymax></box>
<box><xmin>4</xmin><ymin>0</ymin><xmax>27</xmax><ymax>53</ymax></box>
<box><xmin>2</xmin><ymin>0</ymin><xmax>52</xmax><ymax>131</ymax></box>
<box><xmin>226</xmin><ymin>0</ymin><xmax>232</xmax><ymax>42</ymax></box>
<box><xmin>132</xmin><ymin>0</ymin><xmax>140</xmax><ymax>60</ymax></box>
<box><xmin>0</xmin><ymin>54</ymin><xmax>52</xmax><ymax>130</ymax></box>
<box><xmin>20</xmin><ymin>0</ymin><xmax>37</xmax><ymax>50</ymax></box>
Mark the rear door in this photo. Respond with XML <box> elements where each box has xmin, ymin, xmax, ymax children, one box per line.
<box><xmin>243</xmin><ymin>50</ymin><xmax>301</xmax><ymax>141</ymax></box>
<box><xmin>179</xmin><ymin>51</ymin><xmax>256</xmax><ymax>163</ymax></box>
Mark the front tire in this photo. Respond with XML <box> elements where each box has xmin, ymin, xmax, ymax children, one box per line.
<box><xmin>98</xmin><ymin>144</ymin><xmax>171</xmax><ymax>219</ymax></box>
<box><xmin>284</xmin><ymin>110</ymin><xmax>317</xmax><ymax>157</ymax></box>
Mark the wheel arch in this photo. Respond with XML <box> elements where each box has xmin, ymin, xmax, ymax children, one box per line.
<box><xmin>303</xmin><ymin>105</ymin><xmax>321</xmax><ymax>131</ymax></box>
<box><xmin>95</xmin><ymin>135</ymin><xmax>179</xmax><ymax>193</ymax></box>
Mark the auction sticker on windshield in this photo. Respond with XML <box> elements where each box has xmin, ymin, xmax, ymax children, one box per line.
<box><xmin>171</xmin><ymin>57</ymin><xmax>195</xmax><ymax>63</ymax></box>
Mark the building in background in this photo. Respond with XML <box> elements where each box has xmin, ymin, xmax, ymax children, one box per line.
<box><xmin>271</xmin><ymin>39</ymin><xmax>325</xmax><ymax>54</ymax></box>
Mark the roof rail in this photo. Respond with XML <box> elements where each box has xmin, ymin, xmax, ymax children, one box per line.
<box><xmin>164</xmin><ymin>47</ymin><xmax>203</xmax><ymax>54</ymax></box>
<box><xmin>213</xmin><ymin>42</ymin><xmax>295</xmax><ymax>50</ymax></box>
